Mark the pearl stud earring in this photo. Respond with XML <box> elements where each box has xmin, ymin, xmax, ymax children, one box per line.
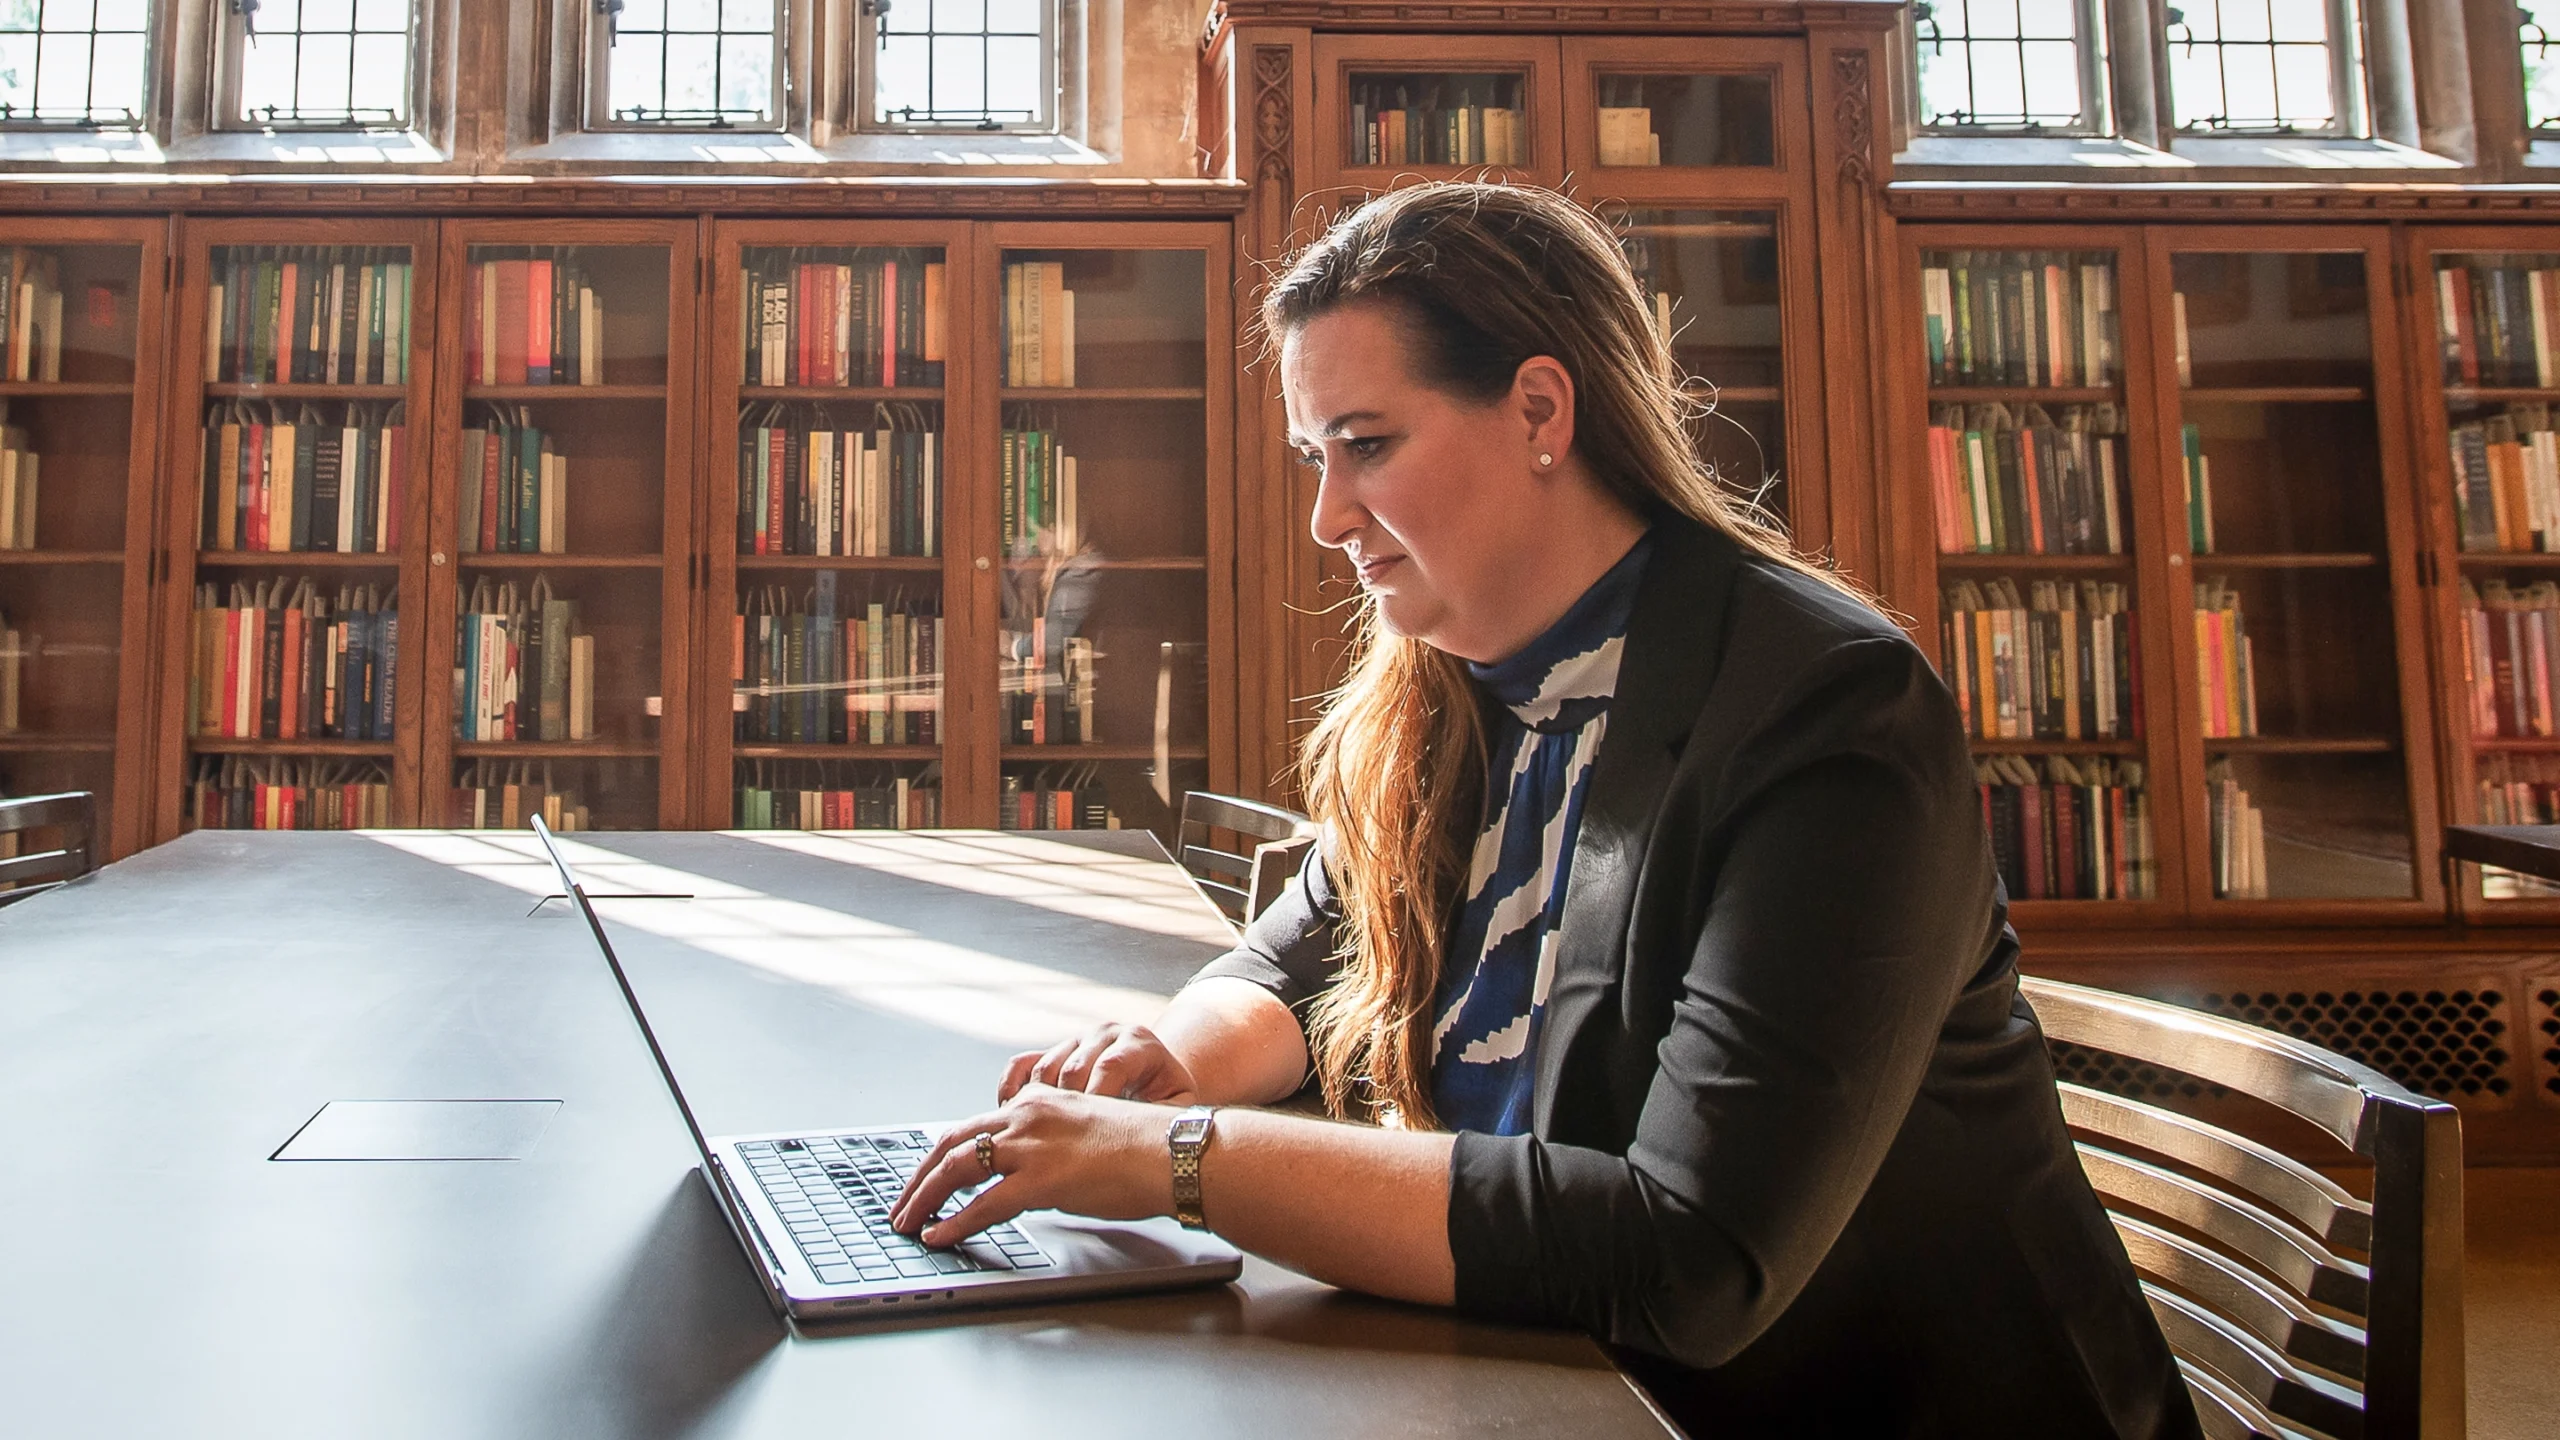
<box><xmin>1538</xmin><ymin>452</ymin><xmax>1554</xmax><ymax>467</ymax></box>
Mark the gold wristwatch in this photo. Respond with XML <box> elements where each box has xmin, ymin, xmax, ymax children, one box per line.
<box><xmin>1167</xmin><ymin>1105</ymin><xmax>1217</xmax><ymax>1230</ymax></box>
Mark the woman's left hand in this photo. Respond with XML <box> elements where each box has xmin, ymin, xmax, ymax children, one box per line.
<box><xmin>887</xmin><ymin>1083</ymin><xmax>1174</xmax><ymax>1247</ymax></box>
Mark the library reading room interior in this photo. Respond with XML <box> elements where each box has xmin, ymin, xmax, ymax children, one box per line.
<box><xmin>0</xmin><ymin>3</ymin><xmax>2553</xmax><ymax>1438</ymax></box>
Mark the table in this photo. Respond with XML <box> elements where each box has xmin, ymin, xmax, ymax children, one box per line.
<box><xmin>0</xmin><ymin>829</ymin><xmax>1676</xmax><ymax>1439</ymax></box>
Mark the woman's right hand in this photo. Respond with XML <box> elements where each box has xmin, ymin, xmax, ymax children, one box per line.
<box><xmin>1000</xmin><ymin>1022</ymin><xmax>1200</xmax><ymax>1104</ymax></box>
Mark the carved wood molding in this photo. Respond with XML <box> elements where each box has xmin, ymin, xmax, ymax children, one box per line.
<box><xmin>0</xmin><ymin>178</ymin><xmax>1251</xmax><ymax>217</ymax></box>
<box><xmin>1887</xmin><ymin>183</ymin><xmax>2560</xmax><ymax>219</ymax></box>
<box><xmin>1252</xmin><ymin>47</ymin><xmax>1295</xmax><ymax>191</ymax></box>
<box><xmin>1832</xmin><ymin>50</ymin><xmax>1871</xmax><ymax>189</ymax></box>
<box><xmin>1205</xmin><ymin>0</ymin><xmax>1903</xmax><ymax>35</ymax></box>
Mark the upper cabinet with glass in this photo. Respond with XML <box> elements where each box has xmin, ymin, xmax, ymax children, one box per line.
<box><xmin>1316</xmin><ymin>37</ymin><xmax>1561</xmax><ymax>184</ymax></box>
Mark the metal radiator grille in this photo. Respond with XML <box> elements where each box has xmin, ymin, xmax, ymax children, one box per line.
<box><xmin>2194</xmin><ymin>988</ymin><xmax>2514</xmax><ymax>1105</ymax></box>
<box><xmin>2531</xmin><ymin>981</ymin><xmax>2560</xmax><ymax>1105</ymax></box>
<box><xmin>2046</xmin><ymin>1038</ymin><xmax>2228</xmax><ymax>1102</ymax></box>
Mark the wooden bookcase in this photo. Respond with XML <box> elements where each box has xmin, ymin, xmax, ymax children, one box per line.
<box><xmin>152</xmin><ymin>217</ymin><xmax>440</xmax><ymax>839</ymax></box>
<box><xmin>424</xmin><ymin>218</ymin><xmax>699</xmax><ymax>832</ymax></box>
<box><xmin>0</xmin><ymin>218</ymin><xmax>167</xmax><ymax>860</ymax></box>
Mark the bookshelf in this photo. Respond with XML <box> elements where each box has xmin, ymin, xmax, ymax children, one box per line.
<box><xmin>153</xmin><ymin>218</ymin><xmax>438</xmax><ymax>837</ymax></box>
<box><xmin>0</xmin><ymin>220</ymin><xmax>167</xmax><ymax>860</ymax></box>
<box><xmin>424</xmin><ymin>219</ymin><xmax>698</xmax><ymax>833</ymax></box>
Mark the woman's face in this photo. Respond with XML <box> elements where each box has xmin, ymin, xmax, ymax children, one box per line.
<box><xmin>1281</xmin><ymin>304</ymin><xmax>1567</xmax><ymax>662</ymax></box>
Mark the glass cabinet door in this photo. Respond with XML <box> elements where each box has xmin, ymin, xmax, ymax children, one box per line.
<box><xmin>2166</xmin><ymin>247</ymin><xmax>2420</xmax><ymax>902</ymax></box>
<box><xmin>1622</xmin><ymin>210</ymin><xmax>1789</xmax><ymax>523</ymax></box>
<box><xmin>181</xmin><ymin>234</ymin><xmax>425</xmax><ymax>832</ymax></box>
<box><xmin>994</xmin><ymin>244</ymin><xmax>1209</xmax><ymax>843</ymax></box>
<box><xmin>728</xmin><ymin>240</ymin><xmax>950</xmax><ymax>831</ymax></box>
<box><xmin>1586</xmin><ymin>70</ymin><xmax>1774</xmax><ymax>169</ymax></box>
<box><xmin>439</xmin><ymin>235</ymin><xmax>685</xmax><ymax>832</ymax></box>
<box><xmin>1917</xmin><ymin>243</ymin><xmax>2160</xmax><ymax>907</ymax></box>
<box><xmin>0</xmin><ymin>234</ymin><xmax>154</xmax><ymax>855</ymax></box>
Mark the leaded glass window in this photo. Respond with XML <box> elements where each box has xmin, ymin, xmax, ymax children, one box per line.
<box><xmin>0</xmin><ymin>0</ymin><xmax>149</xmax><ymax>128</ymax></box>
<box><xmin>2524</xmin><ymin>9</ymin><xmax>2560</xmax><ymax>133</ymax></box>
<box><xmin>864</xmin><ymin>0</ymin><xmax>1054</xmax><ymax>132</ymax></box>
<box><xmin>1913</xmin><ymin>0</ymin><xmax>2102</xmax><ymax>133</ymax></box>
<box><xmin>2165</xmin><ymin>0</ymin><xmax>2360</xmax><ymax>135</ymax></box>
<box><xmin>228</xmin><ymin>0</ymin><xmax>415</xmax><ymax>128</ymax></box>
<box><xmin>592</xmin><ymin>0</ymin><xmax>780</xmax><ymax>129</ymax></box>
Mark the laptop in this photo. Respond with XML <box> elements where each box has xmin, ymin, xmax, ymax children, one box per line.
<box><xmin>526</xmin><ymin>816</ymin><xmax>1243</xmax><ymax>1323</ymax></box>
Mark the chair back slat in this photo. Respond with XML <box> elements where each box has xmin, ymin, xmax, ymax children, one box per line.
<box><xmin>2060</xmin><ymin>1082</ymin><xmax>2374</xmax><ymax>1252</ymax></box>
<box><xmin>1245</xmin><ymin>835</ymin><xmax>1315</xmax><ymax>929</ymax></box>
<box><xmin>2178</xmin><ymin>1359</ymin><xmax>2317</xmax><ymax>1440</ymax></box>
<box><xmin>2145</xmin><ymin>1285</ymin><xmax>2367</xmax><ymax>1440</ymax></box>
<box><xmin>1176</xmin><ymin>792</ymin><xmax>1314</xmax><ymax>930</ymax></box>
<box><xmin>2079</xmin><ymin>1143</ymin><xmax>2371</xmax><ymax>1314</ymax></box>
<box><xmin>0</xmin><ymin>791</ymin><xmax>97</xmax><ymax>908</ymax></box>
<box><xmin>2027</xmin><ymin>978</ymin><xmax>2374</xmax><ymax>1148</ymax></box>
<box><xmin>2025</xmin><ymin>976</ymin><xmax>2466</xmax><ymax>1440</ymax></box>
<box><xmin>2110</xmin><ymin>1213</ymin><xmax>2368</xmax><ymax>1382</ymax></box>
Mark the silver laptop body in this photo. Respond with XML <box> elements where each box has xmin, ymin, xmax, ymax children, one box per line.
<box><xmin>528</xmin><ymin>817</ymin><xmax>1243</xmax><ymax>1324</ymax></box>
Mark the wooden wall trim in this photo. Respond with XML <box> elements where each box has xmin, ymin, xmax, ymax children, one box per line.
<box><xmin>0</xmin><ymin>179</ymin><xmax>1248</xmax><ymax>218</ymax></box>
<box><xmin>1889</xmin><ymin>183</ymin><xmax>2560</xmax><ymax>220</ymax></box>
<box><xmin>1204</xmin><ymin>0</ymin><xmax>1905</xmax><ymax>39</ymax></box>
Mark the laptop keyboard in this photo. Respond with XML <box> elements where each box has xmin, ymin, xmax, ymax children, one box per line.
<box><xmin>740</xmin><ymin>1131</ymin><xmax>1053</xmax><ymax>1287</ymax></box>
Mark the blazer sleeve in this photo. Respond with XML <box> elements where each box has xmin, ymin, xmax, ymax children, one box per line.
<box><xmin>1184</xmin><ymin>838</ymin><xmax>1348</xmax><ymax>1020</ymax></box>
<box><xmin>1445</xmin><ymin>635</ymin><xmax>1997</xmax><ymax>1370</ymax></box>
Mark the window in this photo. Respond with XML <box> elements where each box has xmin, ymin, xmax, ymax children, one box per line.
<box><xmin>1912</xmin><ymin>0</ymin><xmax>2104</xmax><ymax>133</ymax></box>
<box><xmin>220</xmin><ymin>0</ymin><xmax>416</xmax><ymax>128</ymax></box>
<box><xmin>2525</xmin><ymin>7</ymin><xmax>2560</xmax><ymax>133</ymax></box>
<box><xmin>590</xmin><ymin>0</ymin><xmax>781</xmax><ymax>129</ymax></box>
<box><xmin>0</xmin><ymin>0</ymin><xmax>149</xmax><ymax>128</ymax></box>
<box><xmin>860</xmin><ymin>0</ymin><xmax>1055</xmax><ymax>132</ymax></box>
<box><xmin>2165</xmin><ymin>0</ymin><xmax>2361</xmax><ymax>135</ymax></box>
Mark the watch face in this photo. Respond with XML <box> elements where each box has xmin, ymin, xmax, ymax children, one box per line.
<box><xmin>1169</xmin><ymin>1115</ymin><xmax>1211</xmax><ymax>1145</ymax></box>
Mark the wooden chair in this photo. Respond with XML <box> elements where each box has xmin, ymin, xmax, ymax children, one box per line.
<box><xmin>1176</xmin><ymin>791</ymin><xmax>1316</xmax><ymax>929</ymax></box>
<box><xmin>2023</xmin><ymin>975</ymin><xmax>2464</xmax><ymax>1440</ymax></box>
<box><xmin>0</xmin><ymin>791</ymin><xmax>100</xmax><ymax>908</ymax></box>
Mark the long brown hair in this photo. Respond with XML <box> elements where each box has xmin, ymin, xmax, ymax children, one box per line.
<box><xmin>1264</xmin><ymin>182</ymin><xmax>1861</xmax><ymax>1127</ymax></box>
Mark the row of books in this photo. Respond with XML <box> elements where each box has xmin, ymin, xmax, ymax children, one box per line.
<box><xmin>1002</xmin><ymin>627</ymin><xmax>1099</xmax><ymax>747</ymax></box>
<box><xmin>2179</xmin><ymin>423</ymin><xmax>2219</xmax><ymax>553</ymax></box>
<box><xmin>1941</xmin><ymin>579</ymin><xmax>2139</xmax><ymax>742</ymax></box>
<box><xmin>455</xmin><ymin>578</ymin><xmax>596</xmax><ymax>743</ymax></box>
<box><xmin>449</xmin><ymin>761</ymin><xmax>594</xmax><ymax>832</ymax></box>
<box><xmin>1001</xmin><ymin>424</ymin><xmax>1083</xmax><ymax>555</ymax></box>
<box><xmin>460</xmin><ymin>408</ymin><xmax>567</xmax><ymax>555</ymax></box>
<box><xmin>1595</xmin><ymin>104</ymin><xmax>1662</xmax><ymax>167</ymax></box>
<box><xmin>0</xmin><ymin>611</ymin><xmax>18</xmax><ymax>732</ymax></box>
<box><xmin>998</xmin><ymin>766</ymin><xmax>1124</xmax><ymax>831</ymax></box>
<box><xmin>0</xmin><ymin>421</ymin><xmax>36</xmax><ymax>550</ymax></box>
<box><xmin>190</xmin><ymin>579</ymin><xmax>399</xmax><ymax>741</ymax></box>
<box><xmin>2458</xmin><ymin>578</ymin><xmax>2560</xmax><ymax>739</ymax></box>
<box><xmin>465</xmin><ymin>255</ymin><xmax>605</xmax><ymax>387</ymax></box>
<box><xmin>738</xmin><ymin>405</ymin><xmax>941</xmax><ymax>558</ymax></box>
<box><xmin>1976</xmin><ymin>754</ymin><xmax>2155</xmax><ymax>902</ymax></box>
<box><xmin>205</xmin><ymin>247</ymin><xmax>414</xmax><ymax>386</ymax></box>
<box><xmin>2448</xmin><ymin>405</ymin><xmax>2560</xmax><ymax>553</ymax></box>
<box><xmin>745</xmin><ymin>253</ymin><xmax>947</xmax><ymax>389</ymax></box>
<box><xmin>2207</xmin><ymin>759</ymin><xmax>2269</xmax><ymax>899</ymax></box>
<box><xmin>2194</xmin><ymin>578</ymin><xmax>2260</xmax><ymax>739</ymax></box>
<box><xmin>735</xmin><ymin>585</ymin><xmax>942</xmax><ymax>746</ymax></box>
<box><xmin>199</xmin><ymin>402</ymin><xmax>408</xmax><ymax>553</ymax></box>
<box><xmin>1920</xmin><ymin>252</ymin><xmax>2119</xmax><ymax>389</ymax></box>
<box><xmin>1002</xmin><ymin>262</ymin><xmax>1078</xmax><ymax>389</ymax></box>
<box><xmin>734</xmin><ymin>761</ymin><xmax>943</xmax><ymax>831</ymax></box>
<box><xmin>187</xmin><ymin>755</ymin><xmax>393</xmax><ymax>832</ymax></box>
<box><xmin>2433</xmin><ymin>260</ymin><xmax>2560</xmax><ymax>388</ymax></box>
<box><xmin>1346</xmin><ymin>78</ymin><xmax>1526</xmax><ymax>167</ymax></box>
<box><xmin>0</xmin><ymin>249</ymin><xmax>63</xmax><ymax>382</ymax></box>
<box><xmin>1926</xmin><ymin>402</ymin><xmax>2126</xmax><ymax>555</ymax></box>
<box><xmin>2475</xmin><ymin>755</ymin><xmax>2560</xmax><ymax>897</ymax></box>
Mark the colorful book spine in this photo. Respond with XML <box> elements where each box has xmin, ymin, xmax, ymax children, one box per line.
<box><xmin>2437</xmin><ymin>259</ymin><xmax>2560</xmax><ymax>388</ymax></box>
<box><xmin>189</xmin><ymin>578</ymin><xmax>398</xmax><ymax>742</ymax></box>
<box><xmin>734</xmin><ymin>406</ymin><xmax>940</xmax><ymax>558</ymax></box>
<box><xmin>997</xmin><ymin>766</ymin><xmax>1124</xmax><ymax>832</ymax></box>
<box><xmin>732</xmin><ymin>590</ymin><xmax>942</xmax><ymax>747</ymax></box>
<box><xmin>448</xmin><ymin>760</ymin><xmax>594</xmax><ymax>831</ymax></box>
<box><xmin>186</xmin><ymin>754</ymin><xmax>393</xmax><ymax>831</ymax></box>
<box><xmin>465</xmin><ymin>255</ymin><xmax>603</xmax><ymax>387</ymax></box>
<box><xmin>1921</xmin><ymin>251</ymin><xmax>2116</xmax><ymax>388</ymax></box>
<box><xmin>1926</xmin><ymin>402</ymin><xmax>2124</xmax><ymax>555</ymax></box>
<box><xmin>453</xmin><ymin>577</ymin><xmax>593</xmax><ymax>743</ymax></box>
<box><xmin>198</xmin><ymin>402</ymin><xmax>405</xmax><ymax>553</ymax></box>
<box><xmin>205</xmin><ymin>248</ymin><xmax>410</xmax><ymax>386</ymax></box>
<box><xmin>732</xmin><ymin>760</ymin><xmax>944</xmax><ymax>830</ymax></box>
<box><xmin>740</xmin><ymin>252</ymin><xmax>947</xmax><ymax>389</ymax></box>
<box><xmin>2206</xmin><ymin>757</ymin><xmax>2269</xmax><ymax>899</ymax></box>
<box><xmin>2191</xmin><ymin>578</ymin><xmax>2260</xmax><ymax>739</ymax></box>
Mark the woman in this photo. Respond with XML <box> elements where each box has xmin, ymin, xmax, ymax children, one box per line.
<box><xmin>892</xmin><ymin>182</ymin><xmax>2200</xmax><ymax>1438</ymax></box>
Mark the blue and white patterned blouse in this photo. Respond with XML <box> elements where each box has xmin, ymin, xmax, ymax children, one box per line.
<box><xmin>1429</xmin><ymin>532</ymin><xmax>1652</xmax><ymax>1135</ymax></box>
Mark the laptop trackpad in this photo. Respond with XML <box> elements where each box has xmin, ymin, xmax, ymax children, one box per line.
<box><xmin>272</xmin><ymin>1100</ymin><xmax>564</xmax><ymax>1161</ymax></box>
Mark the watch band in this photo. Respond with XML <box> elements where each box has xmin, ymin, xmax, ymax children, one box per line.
<box><xmin>1167</xmin><ymin>1104</ymin><xmax>1217</xmax><ymax>1230</ymax></box>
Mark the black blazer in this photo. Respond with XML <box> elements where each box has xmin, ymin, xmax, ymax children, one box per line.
<box><xmin>1195</xmin><ymin>514</ymin><xmax>2202</xmax><ymax>1439</ymax></box>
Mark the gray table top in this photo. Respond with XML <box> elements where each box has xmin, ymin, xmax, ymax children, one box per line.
<box><xmin>0</xmin><ymin>829</ymin><xmax>1674</xmax><ymax>1440</ymax></box>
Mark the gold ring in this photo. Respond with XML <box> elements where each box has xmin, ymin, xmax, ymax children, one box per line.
<box><xmin>973</xmin><ymin>1131</ymin><xmax>998</xmax><ymax>1176</ymax></box>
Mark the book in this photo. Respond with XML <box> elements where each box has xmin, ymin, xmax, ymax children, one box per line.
<box><xmin>1941</xmin><ymin>578</ymin><xmax>2136</xmax><ymax>742</ymax></box>
<box><xmin>1920</xmin><ymin>250</ymin><xmax>2116</xmax><ymax>388</ymax></box>
<box><xmin>1926</xmin><ymin>402</ymin><xmax>2125</xmax><ymax>555</ymax></box>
